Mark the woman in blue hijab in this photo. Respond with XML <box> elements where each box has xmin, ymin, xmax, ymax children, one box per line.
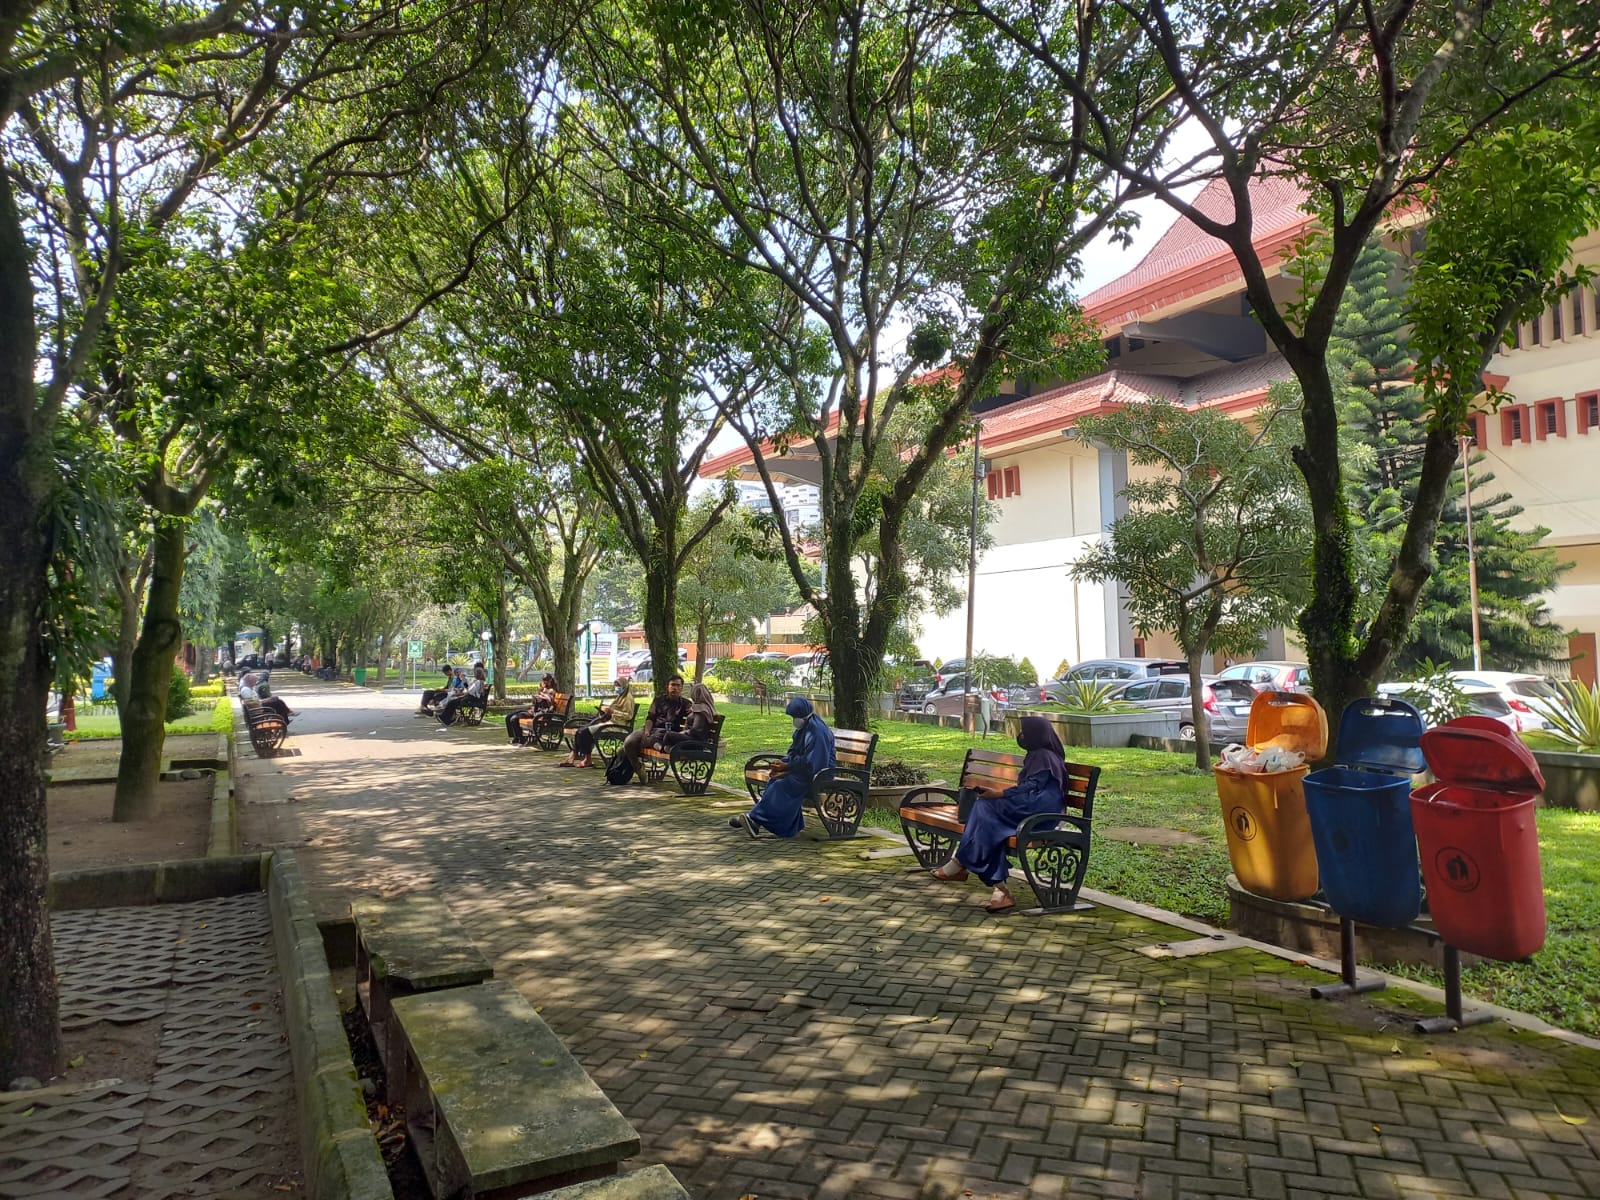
<box><xmin>931</xmin><ymin>715</ymin><xmax>1068</xmax><ymax>913</ymax></box>
<box><xmin>734</xmin><ymin>696</ymin><xmax>836</xmax><ymax>838</ymax></box>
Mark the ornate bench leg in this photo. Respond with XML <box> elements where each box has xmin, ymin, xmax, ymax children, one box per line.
<box><xmin>1017</xmin><ymin>830</ymin><xmax>1093</xmax><ymax>914</ymax></box>
<box><xmin>812</xmin><ymin>786</ymin><xmax>864</xmax><ymax>839</ymax></box>
<box><xmin>671</xmin><ymin>751</ymin><xmax>715</xmax><ymax>796</ymax></box>
<box><xmin>594</xmin><ymin>730</ymin><xmax>625</xmax><ymax>766</ymax></box>
<box><xmin>900</xmin><ymin>819</ymin><xmax>958</xmax><ymax>871</ymax></box>
<box><xmin>639</xmin><ymin>755</ymin><xmax>668</xmax><ymax>784</ymax></box>
<box><xmin>535</xmin><ymin>720</ymin><xmax>564</xmax><ymax>751</ymax></box>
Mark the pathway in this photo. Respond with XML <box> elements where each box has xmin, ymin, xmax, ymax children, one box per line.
<box><xmin>238</xmin><ymin>677</ymin><xmax>1600</xmax><ymax>1200</ymax></box>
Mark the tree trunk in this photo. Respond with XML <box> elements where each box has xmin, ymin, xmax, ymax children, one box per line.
<box><xmin>0</xmin><ymin>167</ymin><xmax>64</xmax><ymax>1083</ymax></box>
<box><xmin>493</xmin><ymin>577</ymin><xmax>509</xmax><ymax>701</ymax></box>
<box><xmin>822</xmin><ymin>530</ymin><xmax>875</xmax><ymax>730</ymax></box>
<box><xmin>642</xmin><ymin>550</ymin><xmax>679</xmax><ymax>697</ymax></box>
<box><xmin>113</xmin><ymin>519</ymin><xmax>186</xmax><ymax>821</ymax></box>
<box><xmin>693</xmin><ymin>611</ymin><xmax>708</xmax><ymax>684</ymax></box>
<box><xmin>376</xmin><ymin>632</ymin><xmax>390</xmax><ymax>688</ymax></box>
<box><xmin>1186</xmin><ymin>651</ymin><xmax>1210</xmax><ymax>771</ymax></box>
<box><xmin>191</xmin><ymin>647</ymin><xmax>211</xmax><ymax>685</ymax></box>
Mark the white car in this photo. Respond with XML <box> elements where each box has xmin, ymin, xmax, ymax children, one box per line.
<box><xmin>1447</xmin><ymin>671</ymin><xmax>1563</xmax><ymax>732</ymax></box>
<box><xmin>1376</xmin><ymin>680</ymin><xmax>1520</xmax><ymax>733</ymax></box>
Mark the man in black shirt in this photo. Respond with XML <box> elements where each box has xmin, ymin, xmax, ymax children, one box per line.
<box><xmin>622</xmin><ymin>674</ymin><xmax>690</xmax><ymax>775</ymax></box>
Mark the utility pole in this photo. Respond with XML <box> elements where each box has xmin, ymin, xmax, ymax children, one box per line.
<box><xmin>1460</xmin><ymin>435</ymin><xmax>1484</xmax><ymax>671</ymax></box>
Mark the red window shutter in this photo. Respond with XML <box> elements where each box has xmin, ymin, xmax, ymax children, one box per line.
<box><xmin>1004</xmin><ymin>466</ymin><xmax>1021</xmax><ymax>497</ymax></box>
<box><xmin>1578</xmin><ymin>393</ymin><xmax>1600</xmax><ymax>435</ymax></box>
<box><xmin>1534</xmin><ymin>399</ymin><xmax>1565</xmax><ymax>439</ymax></box>
<box><xmin>1501</xmin><ymin>405</ymin><xmax>1530</xmax><ymax>445</ymax></box>
<box><xmin>1467</xmin><ymin>413</ymin><xmax>1487</xmax><ymax>448</ymax></box>
<box><xmin>985</xmin><ymin>473</ymin><xmax>1001</xmax><ymax>500</ymax></box>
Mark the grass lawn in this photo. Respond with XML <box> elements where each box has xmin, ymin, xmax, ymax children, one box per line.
<box><xmin>65</xmin><ymin>697</ymin><xmax>234</xmax><ymax>741</ymax></box>
<box><xmin>708</xmin><ymin>700</ymin><xmax>1600</xmax><ymax>1036</ymax></box>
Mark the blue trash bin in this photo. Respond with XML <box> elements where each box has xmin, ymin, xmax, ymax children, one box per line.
<box><xmin>1304</xmin><ymin>698</ymin><xmax>1427</xmax><ymax>928</ymax></box>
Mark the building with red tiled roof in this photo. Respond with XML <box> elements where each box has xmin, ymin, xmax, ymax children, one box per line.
<box><xmin>704</xmin><ymin>175</ymin><xmax>1600</xmax><ymax>685</ymax></box>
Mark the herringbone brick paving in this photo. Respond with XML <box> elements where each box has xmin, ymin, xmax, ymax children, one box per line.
<box><xmin>243</xmin><ymin>683</ymin><xmax>1600</xmax><ymax>1200</ymax></box>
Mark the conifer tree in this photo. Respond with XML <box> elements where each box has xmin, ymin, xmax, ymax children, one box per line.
<box><xmin>1334</xmin><ymin>243</ymin><xmax>1569</xmax><ymax>672</ymax></box>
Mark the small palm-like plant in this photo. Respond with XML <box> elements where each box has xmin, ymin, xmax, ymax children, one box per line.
<box><xmin>1534</xmin><ymin>679</ymin><xmax>1600</xmax><ymax>753</ymax></box>
<box><xmin>1061</xmin><ymin>680</ymin><xmax>1137</xmax><ymax>714</ymax></box>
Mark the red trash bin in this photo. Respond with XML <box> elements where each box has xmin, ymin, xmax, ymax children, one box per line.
<box><xmin>1411</xmin><ymin>716</ymin><xmax>1546</xmax><ymax>961</ymax></box>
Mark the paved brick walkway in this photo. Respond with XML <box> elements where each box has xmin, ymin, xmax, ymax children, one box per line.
<box><xmin>241</xmin><ymin>681</ymin><xmax>1600</xmax><ymax>1200</ymax></box>
<box><xmin>1</xmin><ymin>894</ymin><xmax>300</xmax><ymax>1198</ymax></box>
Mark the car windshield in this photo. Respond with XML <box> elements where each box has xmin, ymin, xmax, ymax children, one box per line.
<box><xmin>1509</xmin><ymin>678</ymin><xmax>1562</xmax><ymax>700</ymax></box>
<box><xmin>1465</xmin><ymin>692</ymin><xmax>1512</xmax><ymax>715</ymax></box>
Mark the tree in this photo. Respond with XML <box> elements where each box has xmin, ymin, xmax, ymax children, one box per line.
<box><xmin>1072</xmin><ymin>398</ymin><xmax>1311</xmax><ymax>768</ymax></box>
<box><xmin>573</xmin><ymin>0</ymin><xmax>1153</xmax><ymax>728</ymax></box>
<box><xmin>1334</xmin><ymin>242</ymin><xmax>1570</xmax><ymax>672</ymax></box>
<box><xmin>672</xmin><ymin>499</ymin><xmax>793</xmax><ymax>681</ymax></box>
<box><xmin>976</xmin><ymin>0</ymin><xmax>1600</xmax><ymax>750</ymax></box>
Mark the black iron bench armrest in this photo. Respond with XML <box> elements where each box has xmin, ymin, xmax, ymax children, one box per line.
<box><xmin>898</xmin><ymin>786</ymin><xmax>960</xmax><ymax>811</ymax></box>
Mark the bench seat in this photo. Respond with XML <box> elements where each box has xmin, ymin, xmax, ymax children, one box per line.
<box><xmin>638</xmin><ymin>714</ymin><xmax>726</xmax><ymax>794</ymax></box>
<box><xmin>392</xmin><ymin>979</ymin><xmax>640</xmax><ymax>1198</ymax></box>
<box><xmin>240</xmin><ymin>699</ymin><xmax>288</xmax><ymax>755</ymax></box>
<box><xmin>352</xmin><ymin>894</ymin><xmax>494</xmax><ymax>1078</ymax></box>
<box><xmin>899</xmin><ymin>749</ymin><xmax>1100</xmax><ymax>914</ymax></box>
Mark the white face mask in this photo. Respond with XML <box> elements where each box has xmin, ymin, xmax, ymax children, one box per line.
<box><xmin>792</xmin><ymin>715</ymin><xmax>807</xmax><ymax>730</ymax></box>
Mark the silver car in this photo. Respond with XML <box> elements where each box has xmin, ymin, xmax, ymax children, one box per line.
<box><xmin>1109</xmin><ymin>676</ymin><xmax>1258</xmax><ymax>743</ymax></box>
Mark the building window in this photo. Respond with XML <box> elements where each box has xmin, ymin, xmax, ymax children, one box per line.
<box><xmin>985</xmin><ymin>471</ymin><xmax>1001</xmax><ymax>501</ymax></box>
<box><xmin>1534</xmin><ymin>398</ymin><xmax>1566</xmax><ymax>440</ymax></box>
<box><xmin>1002</xmin><ymin>465</ymin><xmax>1021</xmax><ymax>497</ymax></box>
<box><xmin>1501</xmin><ymin>405</ymin><xmax>1530</xmax><ymax>445</ymax></box>
<box><xmin>1553</xmin><ymin>298</ymin><xmax>1564</xmax><ymax>342</ymax></box>
<box><xmin>1577</xmin><ymin>285</ymin><xmax>1590</xmax><ymax>337</ymax></box>
<box><xmin>1466</xmin><ymin>413</ymin><xmax>1487</xmax><ymax>449</ymax></box>
<box><xmin>1531</xmin><ymin>316</ymin><xmax>1543</xmax><ymax>346</ymax></box>
<box><xmin>1579</xmin><ymin>392</ymin><xmax>1600</xmax><ymax>435</ymax></box>
<box><xmin>1104</xmin><ymin>337</ymin><xmax>1121</xmax><ymax>360</ymax></box>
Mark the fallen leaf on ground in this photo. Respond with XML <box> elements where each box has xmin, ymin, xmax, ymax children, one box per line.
<box><xmin>67</xmin><ymin>1054</ymin><xmax>84</xmax><ymax>1068</ymax></box>
<box><xmin>1556</xmin><ymin>1106</ymin><xmax>1589</xmax><ymax>1126</ymax></box>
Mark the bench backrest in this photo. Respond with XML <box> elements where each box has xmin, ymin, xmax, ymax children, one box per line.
<box><xmin>552</xmin><ymin>692</ymin><xmax>572</xmax><ymax>716</ymax></box>
<box><xmin>833</xmin><ymin>729</ymin><xmax>878</xmax><ymax>771</ymax></box>
<box><xmin>958</xmin><ymin>748</ymin><xmax>1099</xmax><ymax>817</ymax></box>
<box><xmin>705</xmin><ymin>713</ymin><xmax>726</xmax><ymax>741</ymax></box>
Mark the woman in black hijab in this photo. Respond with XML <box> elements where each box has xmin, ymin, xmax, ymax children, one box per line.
<box><xmin>930</xmin><ymin>715</ymin><xmax>1068</xmax><ymax>913</ymax></box>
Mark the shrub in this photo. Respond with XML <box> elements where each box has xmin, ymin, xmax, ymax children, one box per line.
<box><xmin>1391</xmin><ymin>658</ymin><xmax>1469</xmax><ymax>728</ymax></box>
<box><xmin>1060</xmin><ymin>680</ymin><xmax>1136</xmax><ymax>714</ymax></box>
<box><xmin>712</xmin><ymin>658</ymin><xmax>793</xmax><ymax>695</ymax></box>
<box><xmin>168</xmin><ymin>666</ymin><xmax>194</xmax><ymax>720</ymax></box>
<box><xmin>1535</xmin><ymin>679</ymin><xmax>1600</xmax><ymax>753</ymax></box>
<box><xmin>870</xmin><ymin>759</ymin><xmax>929</xmax><ymax>787</ymax></box>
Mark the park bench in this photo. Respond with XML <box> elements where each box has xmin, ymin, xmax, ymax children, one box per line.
<box><xmin>351</xmin><ymin>894</ymin><xmax>495</xmax><ymax>1079</ymax></box>
<box><xmin>240</xmin><ymin>698</ymin><xmax>289</xmax><ymax>755</ymax></box>
<box><xmin>638</xmin><ymin>714</ymin><xmax>727</xmax><ymax>794</ymax></box>
<box><xmin>742</xmin><ymin>728</ymin><xmax>880</xmax><ymax>839</ymax></box>
<box><xmin>392</xmin><ymin>979</ymin><xmax>640</xmax><ymax>1198</ymax></box>
<box><xmin>453</xmin><ymin>687</ymin><xmax>490</xmax><ymax>727</ymax></box>
<box><xmin>589</xmin><ymin>710</ymin><xmax>638</xmax><ymax>768</ymax></box>
<box><xmin>898</xmin><ymin>748</ymin><xmax>1100</xmax><ymax>914</ymax></box>
<box><xmin>515</xmin><ymin>692</ymin><xmax>574</xmax><ymax>749</ymax></box>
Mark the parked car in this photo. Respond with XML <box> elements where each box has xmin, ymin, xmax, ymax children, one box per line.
<box><xmin>741</xmin><ymin>650</ymin><xmax>791</xmax><ymax>662</ymax></box>
<box><xmin>1447</xmin><ymin>670</ymin><xmax>1564</xmax><ymax>732</ymax></box>
<box><xmin>1214</xmin><ymin>660</ymin><xmax>1312</xmax><ymax>694</ymax></box>
<box><xmin>1039</xmin><ymin>657</ymin><xmax>1187</xmax><ymax>703</ymax></box>
<box><xmin>615</xmin><ymin>648</ymin><xmax>650</xmax><ymax>680</ymax></box>
<box><xmin>915</xmin><ymin>676</ymin><xmax>1010</xmax><ymax>717</ymax></box>
<box><xmin>1376</xmin><ymin>681</ymin><xmax>1520</xmax><ymax>732</ymax></box>
<box><xmin>633</xmin><ymin>649</ymin><xmax>691</xmax><ymax>683</ymax></box>
<box><xmin>786</xmin><ymin>650</ymin><xmax>828</xmax><ymax>687</ymax></box>
<box><xmin>1109</xmin><ymin>676</ymin><xmax>1258</xmax><ymax>743</ymax></box>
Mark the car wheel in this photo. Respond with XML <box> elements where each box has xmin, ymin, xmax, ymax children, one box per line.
<box><xmin>922</xmin><ymin>702</ymin><xmax>937</xmax><ymax>715</ymax></box>
<box><xmin>1179</xmin><ymin>723</ymin><xmax>1196</xmax><ymax>742</ymax></box>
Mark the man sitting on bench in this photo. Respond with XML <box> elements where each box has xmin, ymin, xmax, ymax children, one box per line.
<box><xmin>239</xmin><ymin>672</ymin><xmax>293</xmax><ymax>721</ymax></box>
<box><xmin>418</xmin><ymin>665</ymin><xmax>457</xmax><ymax>715</ymax></box>
<box><xmin>437</xmin><ymin>672</ymin><xmax>486</xmax><ymax>727</ymax></box>
<box><xmin>621</xmin><ymin>674</ymin><xmax>689</xmax><ymax>776</ymax></box>
<box><xmin>928</xmin><ymin>715</ymin><xmax>1068</xmax><ymax>915</ymax></box>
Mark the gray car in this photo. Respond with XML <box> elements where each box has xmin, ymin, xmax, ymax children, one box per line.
<box><xmin>1039</xmin><ymin>657</ymin><xmax>1187</xmax><ymax>703</ymax></box>
<box><xmin>1109</xmin><ymin>676</ymin><xmax>1258</xmax><ymax>743</ymax></box>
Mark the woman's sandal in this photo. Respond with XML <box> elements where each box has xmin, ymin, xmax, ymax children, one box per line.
<box><xmin>984</xmin><ymin>889</ymin><xmax>1017</xmax><ymax>915</ymax></box>
<box><xmin>930</xmin><ymin>862</ymin><xmax>968</xmax><ymax>882</ymax></box>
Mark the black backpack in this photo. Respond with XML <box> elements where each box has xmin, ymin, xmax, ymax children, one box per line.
<box><xmin>605</xmin><ymin>754</ymin><xmax>635</xmax><ymax>786</ymax></box>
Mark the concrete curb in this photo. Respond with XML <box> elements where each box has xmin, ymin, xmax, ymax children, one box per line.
<box><xmin>206</xmin><ymin>737</ymin><xmax>237</xmax><ymax>858</ymax></box>
<box><xmin>268</xmin><ymin>851</ymin><xmax>393</xmax><ymax>1200</ymax></box>
<box><xmin>49</xmin><ymin>853</ymin><xmax>269</xmax><ymax>910</ymax></box>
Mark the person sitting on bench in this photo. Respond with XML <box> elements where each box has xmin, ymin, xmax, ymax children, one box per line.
<box><xmin>928</xmin><ymin>715</ymin><xmax>1069</xmax><ymax>915</ymax></box>
<box><xmin>732</xmin><ymin>696</ymin><xmax>834</xmax><ymax>838</ymax></box>
<box><xmin>437</xmin><ymin>673</ymin><xmax>485</xmax><ymax>727</ymax></box>
<box><xmin>419</xmin><ymin>665</ymin><xmax>457</xmax><ymax>715</ymax></box>
<box><xmin>652</xmin><ymin>682</ymin><xmax>716</xmax><ymax>752</ymax></box>
<box><xmin>239</xmin><ymin>672</ymin><xmax>294</xmax><ymax>721</ymax></box>
<box><xmin>505</xmin><ymin>674</ymin><xmax>559</xmax><ymax>744</ymax></box>
<box><xmin>621</xmin><ymin>675</ymin><xmax>690</xmax><ymax>775</ymax></box>
<box><xmin>558</xmin><ymin>679</ymin><xmax>638</xmax><ymax>767</ymax></box>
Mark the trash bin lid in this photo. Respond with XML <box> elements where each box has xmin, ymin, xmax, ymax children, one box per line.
<box><xmin>1333</xmin><ymin>697</ymin><xmax>1427</xmax><ymax>774</ymax></box>
<box><xmin>1419</xmin><ymin>716</ymin><xmax>1545</xmax><ymax>795</ymax></box>
<box><xmin>1245</xmin><ymin>690</ymin><xmax>1329</xmax><ymax>757</ymax></box>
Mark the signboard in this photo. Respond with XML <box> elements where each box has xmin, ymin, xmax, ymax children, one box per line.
<box><xmin>408</xmin><ymin>640</ymin><xmax>423</xmax><ymax>660</ymax></box>
<box><xmin>584</xmin><ymin>631</ymin><xmax>617</xmax><ymax>687</ymax></box>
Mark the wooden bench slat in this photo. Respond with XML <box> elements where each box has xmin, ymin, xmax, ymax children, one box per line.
<box><xmin>393</xmin><ymin>980</ymin><xmax>640</xmax><ymax>1195</ymax></box>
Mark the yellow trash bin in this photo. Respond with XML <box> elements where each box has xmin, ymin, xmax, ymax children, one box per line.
<box><xmin>1215</xmin><ymin>691</ymin><xmax>1329</xmax><ymax>901</ymax></box>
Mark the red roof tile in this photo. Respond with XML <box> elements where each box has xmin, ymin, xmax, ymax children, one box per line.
<box><xmin>979</xmin><ymin>370</ymin><xmax>1180</xmax><ymax>451</ymax></box>
<box><xmin>1083</xmin><ymin>176</ymin><xmax>1312</xmax><ymax>330</ymax></box>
